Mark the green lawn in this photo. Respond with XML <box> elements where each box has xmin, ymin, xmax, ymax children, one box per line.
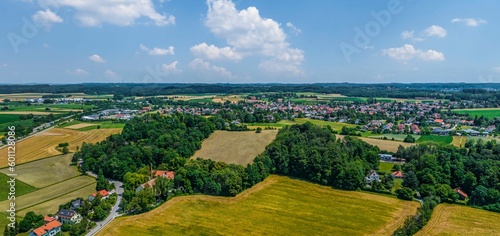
<box><xmin>417</xmin><ymin>135</ymin><xmax>453</xmax><ymax>144</ymax></box>
<box><xmin>371</xmin><ymin>134</ymin><xmax>420</xmax><ymax>142</ymax></box>
<box><xmin>246</xmin><ymin>118</ymin><xmax>356</xmax><ymax>131</ymax></box>
<box><xmin>452</xmin><ymin>108</ymin><xmax>500</xmax><ymax>119</ymax></box>
<box><xmin>393</xmin><ymin>179</ymin><xmax>403</xmax><ymax>193</ymax></box>
<box><xmin>0</xmin><ymin>172</ymin><xmax>37</xmax><ymax>200</ymax></box>
<box><xmin>0</xmin><ymin>114</ymin><xmax>21</xmax><ymax>124</ymax></box>
<box><xmin>60</xmin><ymin>120</ymin><xmax>126</xmax><ymax>131</ymax></box>
<box><xmin>378</xmin><ymin>162</ymin><xmax>394</xmax><ymax>173</ymax></box>
<box><xmin>0</xmin><ymin>103</ymin><xmax>95</xmax><ymax>113</ymax></box>
<box><xmin>187</xmin><ymin>98</ymin><xmax>213</xmax><ymax>103</ymax></box>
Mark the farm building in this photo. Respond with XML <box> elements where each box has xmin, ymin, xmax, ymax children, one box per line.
<box><xmin>136</xmin><ymin>170</ymin><xmax>175</xmax><ymax>192</ymax></box>
<box><xmin>379</xmin><ymin>154</ymin><xmax>393</xmax><ymax>161</ymax></box>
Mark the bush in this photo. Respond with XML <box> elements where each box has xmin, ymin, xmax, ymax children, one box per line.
<box><xmin>396</xmin><ymin>187</ymin><xmax>414</xmax><ymax>200</ymax></box>
<box><xmin>58</xmin><ymin>142</ymin><xmax>69</xmax><ymax>147</ymax></box>
<box><xmin>256</xmin><ymin>127</ymin><xmax>262</xmax><ymax>133</ymax></box>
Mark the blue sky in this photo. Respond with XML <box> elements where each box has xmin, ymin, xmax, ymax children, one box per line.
<box><xmin>0</xmin><ymin>0</ymin><xmax>499</xmax><ymax>84</ymax></box>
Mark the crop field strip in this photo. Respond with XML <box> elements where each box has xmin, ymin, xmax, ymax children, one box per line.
<box><xmin>0</xmin><ymin>154</ymin><xmax>80</xmax><ymax>188</ymax></box>
<box><xmin>0</xmin><ymin>175</ymin><xmax>95</xmax><ymax>212</ymax></box>
<box><xmin>99</xmin><ymin>175</ymin><xmax>418</xmax><ymax>236</ymax></box>
<box><xmin>415</xmin><ymin>204</ymin><xmax>500</xmax><ymax>236</ymax></box>
<box><xmin>0</xmin><ymin>128</ymin><xmax>122</xmax><ymax>167</ymax></box>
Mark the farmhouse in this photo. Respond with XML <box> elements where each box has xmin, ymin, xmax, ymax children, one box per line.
<box><xmin>136</xmin><ymin>170</ymin><xmax>175</xmax><ymax>192</ymax></box>
<box><xmin>56</xmin><ymin>209</ymin><xmax>82</xmax><ymax>224</ymax></box>
<box><xmin>365</xmin><ymin>170</ymin><xmax>380</xmax><ymax>184</ymax></box>
<box><xmin>29</xmin><ymin>216</ymin><xmax>62</xmax><ymax>236</ymax></box>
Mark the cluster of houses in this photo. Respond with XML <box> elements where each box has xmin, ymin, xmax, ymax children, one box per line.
<box><xmin>29</xmin><ymin>209</ymin><xmax>82</xmax><ymax>236</ymax></box>
<box><xmin>81</xmin><ymin>109</ymin><xmax>139</xmax><ymax>121</ymax></box>
<box><xmin>29</xmin><ymin>190</ymin><xmax>111</xmax><ymax>236</ymax></box>
<box><xmin>24</xmin><ymin>97</ymin><xmax>87</xmax><ymax>104</ymax></box>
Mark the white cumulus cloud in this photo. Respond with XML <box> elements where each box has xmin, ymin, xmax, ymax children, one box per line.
<box><xmin>66</xmin><ymin>68</ymin><xmax>89</xmax><ymax>76</ymax></box>
<box><xmin>401</xmin><ymin>30</ymin><xmax>414</xmax><ymax>39</ymax></box>
<box><xmin>286</xmin><ymin>22</ymin><xmax>301</xmax><ymax>35</ymax></box>
<box><xmin>425</xmin><ymin>25</ymin><xmax>447</xmax><ymax>38</ymax></box>
<box><xmin>189</xmin><ymin>58</ymin><xmax>233</xmax><ymax>78</ymax></box>
<box><xmin>451</xmin><ymin>18</ymin><xmax>487</xmax><ymax>27</ymax></box>
<box><xmin>161</xmin><ymin>61</ymin><xmax>181</xmax><ymax>74</ymax></box>
<box><xmin>140</xmin><ymin>44</ymin><xmax>174</xmax><ymax>56</ymax></box>
<box><xmin>32</xmin><ymin>9</ymin><xmax>63</xmax><ymax>30</ymax></box>
<box><xmin>203</xmin><ymin>0</ymin><xmax>304</xmax><ymax>76</ymax></box>
<box><xmin>190</xmin><ymin>43</ymin><xmax>242</xmax><ymax>60</ymax></box>
<box><xmin>89</xmin><ymin>54</ymin><xmax>106</xmax><ymax>63</ymax></box>
<box><xmin>382</xmin><ymin>44</ymin><xmax>445</xmax><ymax>61</ymax></box>
<box><xmin>104</xmin><ymin>69</ymin><xmax>120</xmax><ymax>79</ymax></box>
<box><xmin>33</xmin><ymin>0</ymin><xmax>174</xmax><ymax>27</ymax></box>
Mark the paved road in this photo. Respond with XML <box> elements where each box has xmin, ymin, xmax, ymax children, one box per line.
<box><xmin>86</xmin><ymin>172</ymin><xmax>124</xmax><ymax>236</ymax></box>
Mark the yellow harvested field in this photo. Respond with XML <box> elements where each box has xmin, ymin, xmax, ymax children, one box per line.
<box><xmin>0</xmin><ymin>128</ymin><xmax>122</xmax><ymax>167</ymax></box>
<box><xmin>0</xmin><ymin>176</ymin><xmax>95</xmax><ymax>212</ymax></box>
<box><xmin>191</xmin><ymin>130</ymin><xmax>278</xmax><ymax>166</ymax></box>
<box><xmin>0</xmin><ymin>154</ymin><xmax>79</xmax><ymax>188</ymax></box>
<box><xmin>212</xmin><ymin>95</ymin><xmax>243</xmax><ymax>103</ymax></box>
<box><xmin>452</xmin><ymin>136</ymin><xmax>467</xmax><ymax>148</ymax></box>
<box><xmin>337</xmin><ymin>135</ymin><xmax>415</xmax><ymax>152</ymax></box>
<box><xmin>65</xmin><ymin>123</ymin><xmax>98</xmax><ymax>129</ymax></box>
<box><xmin>415</xmin><ymin>204</ymin><xmax>500</xmax><ymax>236</ymax></box>
<box><xmin>99</xmin><ymin>175</ymin><xmax>418</xmax><ymax>236</ymax></box>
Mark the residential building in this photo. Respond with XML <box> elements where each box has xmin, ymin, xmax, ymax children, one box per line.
<box><xmin>56</xmin><ymin>209</ymin><xmax>82</xmax><ymax>225</ymax></box>
<box><xmin>29</xmin><ymin>217</ymin><xmax>61</xmax><ymax>236</ymax></box>
<box><xmin>365</xmin><ymin>170</ymin><xmax>380</xmax><ymax>184</ymax></box>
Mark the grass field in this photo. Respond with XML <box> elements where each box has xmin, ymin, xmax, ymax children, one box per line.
<box><xmin>0</xmin><ymin>172</ymin><xmax>36</xmax><ymax>199</ymax></box>
<box><xmin>60</xmin><ymin>120</ymin><xmax>126</xmax><ymax>131</ymax></box>
<box><xmin>337</xmin><ymin>135</ymin><xmax>416</xmax><ymax>152</ymax></box>
<box><xmin>0</xmin><ymin>154</ymin><xmax>79</xmax><ymax>188</ymax></box>
<box><xmin>192</xmin><ymin>130</ymin><xmax>278</xmax><ymax>166</ymax></box>
<box><xmin>417</xmin><ymin>135</ymin><xmax>453</xmax><ymax>144</ymax></box>
<box><xmin>0</xmin><ymin>114</ymin><xmax>21</xmax><ymax>124</ymax></box>
<box><xmin>246</xmin><ymin>118</ymin><xmax>356</xmax><ymax>131</ymax></box>
<box><xmin>372</xmin><ymin>134</ymin><xmax>420</xmax><ymax>142</ymax></box>
<box><xmin>378</xmin><ymin>162</ymin><xmax>394</xmax><ymax>173</ymax></box>
<box><xmin>212</xmin><ymin>95</ymin><xmax>244</xmax><ymax>103</ymax></box>
<box><xmin>452</xmin><ymin>108</ymin><xmax>500</xmax><ymax>119</ymax></box>
<box><xmin>415</xmin><ymin>204</ymin><xmax>500</xmax><ymax>236</ymax></box>
<box><xmin>99</xmin><ymin>175</ymin><xmax>419</xmax><ymax>236</ymax></box>
<box><xmin>0</xmin><ymin>128</ymin><xmax>122</xmax><ymax>167</ymax></box>
<box><xmin>0</xmin><ymin>103</ymin><xmax>95</xmax><ymax>113</ymax></box>
<box><xmin>452</xmin><ymin>136</ymin><xmax>467</xmax><ymax>148</ymax></box>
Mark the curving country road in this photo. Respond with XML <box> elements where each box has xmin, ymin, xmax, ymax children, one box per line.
<box><xmin>85</xmin><ymin>172</ymin><xmax>124</xmax><ymax>236</ymax></box>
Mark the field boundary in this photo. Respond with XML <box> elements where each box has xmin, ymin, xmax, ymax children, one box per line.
<box><xmin>15</xmin><ymin>182</ymin><xmax>95</xmax><ymax>212</ymax></box>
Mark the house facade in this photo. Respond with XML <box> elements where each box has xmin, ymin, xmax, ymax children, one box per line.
<box><xmin>365</xmin><ymin>170</ymin><xmax>380</xmax><ymax>184</ymax></box>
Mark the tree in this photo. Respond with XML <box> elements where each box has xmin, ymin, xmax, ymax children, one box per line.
<box><xmin>256</xmin><ymin>127</ymin><xmax>262</xmax><ymax>133</ymax></box>
<box><xmin>404</xmin><ymin>135</ymin><xmax>416</xmax><ymax>143</ymax></box>
<box><xmin>62</xmin><ymin>146</ymin><xmax>69</xmax><ymax>154</ymax></box>
<box><xmin>96</xmin><ymin>170</ymin><xmax>109</xmax><ymax>191</ymax></box>
<box><xmin>396</xmin><ymin>187</ymin><xmax>414</xmax><ymax>200</ymax></box>
<box><xmin>403</xmin><ymin>171</ymin><xmax>419</xmax><ymax>190</ymax></box>
<box><xmin>3</xmin><ymin>225</ymin><xmax>9</xmax><ymax>236</ymax></box>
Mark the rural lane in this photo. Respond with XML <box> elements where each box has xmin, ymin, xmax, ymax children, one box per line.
<box><xmin>86</xmin><ymin>172</ymin><xmax>124</xmax><ymax>236</ymax></box>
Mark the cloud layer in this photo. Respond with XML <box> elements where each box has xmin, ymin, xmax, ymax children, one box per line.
<box><xmin>382</xmin><ymin>44</ymin><xmax>445</xmax><ymax>61</ymax></box>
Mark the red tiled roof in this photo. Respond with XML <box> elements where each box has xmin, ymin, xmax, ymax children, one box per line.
<box><xmin>32</xmin><ymin>219</ymin><xmax>62</xmax><ymax>236</ymax></box>
<box><xmin>154</xmin><ymin>170</ymin><xmax>175</xmax><ymax>179</ymax></box>
<box><xmin>92</xmin><ymin>189</ymin><xmax>109</xmax><ymax>197</ymax></box>
<box><xmin>392</xmin><ymin>171</ymin><xmax>404</xmax><ymax>178</ymax></box>
<box><xmin>453</xmin><ymin>187</ymin><xmax>468</xmax><ymax>198</ymax></box>
<box><xmin>435</xmin><ymin>119</ymin><xmax>444</xmax><ymax>123</ymax></box>
<box><xmin>44</xmin><ymin>216</ymin><xmax>55</xmax><ymax>223</ymax></box>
